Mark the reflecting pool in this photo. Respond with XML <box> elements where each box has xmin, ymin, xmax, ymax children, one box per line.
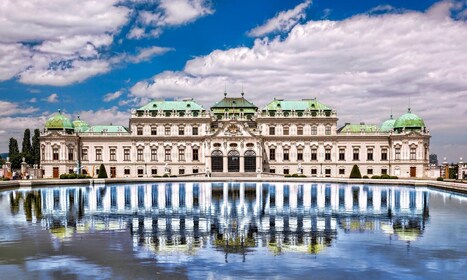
<box><xmin>1</xmin><ymin>182</ymin><xmax>466</xmax><ymax>279</ymax></box>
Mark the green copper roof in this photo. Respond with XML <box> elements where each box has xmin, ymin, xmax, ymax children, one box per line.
<box><xmin>380</xmin><ymin>116</ymin><xmax>396</xmax><ymax>132</ymax></box>
<box><xmin>45</xmin><ymin>110</ymin><xmax>74</xmax><ymax>130</ymax></box>
<box><xmin>394</xmin><ymin>109</ymin><xmax>425</xmax><ymax>129</ymax></box>
<box><xmin>338</xmin><ymin>123</ymin><xmax>379</xmax><ymax>133</ymax></box>
<box><xmin>263</xmin><ymin>99</ymin><xmax>331</xmax><ymax>111</ymax></box>
<box><xmin>137</xmin><ymin>99</ymin><xmax>205</xmax><ymax>111</ymax></box>
<box><xmin>73</xmin><ymin>116</ymin><xmax>89</xmax><ymax>132</ymax></box>
<box><xmin>87</xmin><ymin>125</ymin><xmax>128</xmax><ymax>133</ymax></box>
<box><xmin>211</xmin><ymin>95</ymin><xmax>258</xmax><ymax>109</ymax></box>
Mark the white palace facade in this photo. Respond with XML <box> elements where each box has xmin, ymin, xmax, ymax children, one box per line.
<box><xmin>40</xmin><ymin>93</ymin><xmax>430</xmax><ymax>178</ymax></box>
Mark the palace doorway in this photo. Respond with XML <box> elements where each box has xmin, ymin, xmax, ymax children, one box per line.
<box><xmin>228</xmin><ymin>150</ymin><xmax>240</xmax><ymax>172</ymax></box>
<box><xmin>410</xmin><ymin>167</ymin><xmax>417</xmax><ymax>177</ymax></box>
<box><xmin>244</xmin><ymin>150</ymin><xmax>256</xmax><ymax>172</ymax></box>
<box><xmin>211</xmin><ymin>150</ymin><xmax>223</xmax><ymax>172</ymax></box>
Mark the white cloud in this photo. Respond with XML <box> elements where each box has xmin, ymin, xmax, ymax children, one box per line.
<box><xmin>247</xmin><ymin>0</ymin><xmax>312</xmax><ymax>37</ymax></box>
<box><xmin>76</xmin><ymin>107</ymin><xmax>130</xmax><ymax>127</ymax></box>
<box><xmin>46</xmin><ymin>93</ymin><xmax>59</xmax><ymax>103</ymax></box>
<box><xmin>103</xmin><ymin>90</ymin><xmax>123</xmax><ymax>102</ymax></box>
<box><xmin>126</xmin><ymin>46</ymin><xmax>174</xmax><ymax>63</ymax></box>
<box><xmin>130</xmin><ymin>2</ymin><xmax>467</xmax><ymax>160</ymax></box>
<box><xmin>29</xmin><ymin>98</ymin><xmax>37</xmax><ymax>103</ymax></box>
<box><xmin>0</xmin><ymin>100</ymin><xmax>39</xmax><ymax>117</ymax></box>
<box><xmin>0</xmin><ymin>115</ymin><xmax>49</xmax><ymax>152</ymax></box>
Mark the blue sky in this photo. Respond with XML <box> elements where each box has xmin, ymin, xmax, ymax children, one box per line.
<box><xmin>0</xmin><ymin>0</ymin><xmax>466</xmax><ymax>162</ymax></box>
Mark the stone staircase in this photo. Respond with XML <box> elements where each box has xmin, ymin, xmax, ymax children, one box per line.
<box><xmin>210</xmin><ymin>172</ymin><xmax>258</xmax><ymax>177</ymax></box>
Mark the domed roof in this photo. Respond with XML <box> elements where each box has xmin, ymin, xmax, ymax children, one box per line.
<box><xmin>394</xmin><ymin>108</ymin><xmax>425</xmax><ymax>129</ymax></box>
<box><xmin>72</xmin><ymin>115</ymin><xmax>89</xmax><ymax>132</ymax></box>
<box><xmin>45</xmin><ymin>110</ymin><xmax>74</xmax><ymax>130</ymax></box>
<box><xmin>380</xmin><ymin>115</ymin><xmax>396</xmax><ymax>132</ymax></box>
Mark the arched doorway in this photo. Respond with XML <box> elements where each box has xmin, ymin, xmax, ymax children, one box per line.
<box><xmin>228</xmin><ymin>150</ymin><xmax>240</xmax><ymax>172</ymax></box>
<box><xmin>211</xmin><ymin>150</ymin><xmax>223</xmax><ymax>172</ymax></box>
<box><xmin>244</xmin><ymin>150</ymin><xmax>256</xmax><ymax>172</ymax></box>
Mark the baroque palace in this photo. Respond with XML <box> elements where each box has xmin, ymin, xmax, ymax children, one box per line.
<box><xmin>40</xmin><ymin>93</ymin><xmax>430</xmax><ymax>178</ymax></box>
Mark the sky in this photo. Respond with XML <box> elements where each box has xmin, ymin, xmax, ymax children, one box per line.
<box><xmin>0</xmin><ymin>0</ymin><xmax>466</xmax><ymax>162</ymax></box>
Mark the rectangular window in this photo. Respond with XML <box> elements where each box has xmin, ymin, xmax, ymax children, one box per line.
<box><xmin>151</xmin><ymin>148</ymin><xmax>157</xmax><ymax>161</ymax></box>
<box><xmin>395</xmin><ymin>147</ymin><xmax>401</xmax><ymax>160</ymax></box>
<box><xmin>82</xmin><ymin>149</ymin><xmax>88</xmax><ymax>161</ymax></box>
<box><xmin>283</xmin><ymin>169</ymin><xmax>289</xmax><ymax>175</ymax></box>
<box><xmin>381</xmin><ymin>149</ymin><xmax>388</xmax><ymax>161</ymax></box>
<box><xmin>110</xmin><ymin>148</ymin><xmax>116</xmax><ymax>161</ymax></box>
<box><xmin>68</xmin><ymin>148</ymin><xmax>74</xmax><ymax>161</ymax></box>
<box><xmin>53</xmin><ymin>148</ymin><xmax>59</xmax><ymax>161</ymax></box>
<box><xmin>367</xmin><ymin>149</ymin><xmax>374</xmax><ymax>161</ymax></box>
<box><xmin>270</xmin><ymin>169</ymin><xmax>275</xmax><ymax>174</ymax></box>
<box><xmin>297</xmin><ymin>149</ymin><xmax>303</xmax><ymax>161</ymax></box>
<box><xmin>339</xmin><ymin>168</ymin><xmax>345</xmax><ymax>175</ymax></box>
<box><xmin>311</xmin><ymin>149</ymin><xmax>317</xmax><ymax>161</ymax></box>
<box><xmin>165</xmin><ymin>126</ymin><xmax>171</xmax><ymax>135</ymax></box>
<box><xmin>124</xmin><ymin>149</ymin><xmax>130</xmax><ymax>161</ymax></box>
<box><xmin>382</xmin><ymin>168</ymin><xmax>388</xmax><ymax>175</ymax></box>
<box><xmin>193</xmin><ymin>148</ymin><xmax>199</xmax><ymax>161</ymax></box>
<box><xmin>325</xmin><ymin>149</ymin><xmax>331</xmax><ymax>161</ymax></box>
<box><xmin>297</xmin><ymin>126</ymin><xmax>303</xmax><ymax>135</ymax></box>
<box><xmin>178</xmin><ymin>126</ymin><xmax>184</xmax><ymax>136</ymax></box>
<box><xmin>410</xmin><ymin>148</ymin><xmax>416</xmax><ymax>160</ymax></box>
<box><xmin>192</xmin><ymin>127</ymin><xmax>198</xmax><ymax>136</ymax></box>
<box><xmin>193</xmin><ymin>169</ymin><xmax>199</xmax><ymax>174</ymax></box>
<box><xmin>179</xmin><ymin>148</ymin><xmax>185</xmax><ymax>161</ymax></box>
<box><xmin>269</xmin><ymin>126</ymin><xmax>275</xmax><ymax>135</ymax></box>
<box><xmin>353</xmin><ymin>149</ymin><xmax>359</xmax><ymax>161</ymax></box>
<box><xmin>270</xmin><ymin>148</ymin><xmax>276</xmax><ymax>160</ymax></box>
<box><xmin>96</xmin><ymin>148</ymin><xmax>102</xmax><ymax>161</ymax></box>
<box><xmin>283</xmin><ymin>126</ymin><xmax>289</xmax><ymax>135</ymax></box>
<box><xmin>151</xmin><ymin>127</ymin><xmax>157</xmax><ymax>135</ymax></box>
<box><xmin>339</xmin><ymin>149</ymin><xmax>345</xmax><ymax>161</ymax></box>
<box><xmin>325</xmin><ymin>169</ymin><xmax>331</xmax><ymax>177</ymax></box>
<box><xmin>137</xmin><ymin>149</ymin><xmax>143</xmax><ymax>161</ymax></box>
<box><xmin>165</xmin><ymin>148</ymin><xmax>171</xmax><ymax>161</ymax></box>
<box><xmin>179</xmin><ymin>169</ymin><xmax>185</xmax><ymax>175</ymax></box>
<box><xmin>325</xmin><ymin>126</ymin><xmax>331</xmax><ymax>135</ymax></box>
<box><xmin>311</xmin><ymin>126</ymin><xmax>317</xmax><ymax>135</ymax></box>
<box><xmin>151</xmin><ymin>168</ymin><xmax>157</xmax><ymax>176</ymax></box>
<box><xmin>367</xmin><ymin>168</ymin><xmax>373</xmax><ymax>175</ymax></box>
<box><xmin>124</xmin><ymin>168</ymin><xmax>130</xmax><ymax>175</ymax></box>
<box><xmin>311</xmin><ymin>168</ymin><xmax>317</xmax><ymax>176</ymax></box>
<box><xmin>137</xmin><ymin>127</ymin><xmax>143</xmax><ymax>135</ymax></box>
<box><xmin>137</xmin><ymin>168</ymin><xmax>144</xmax><ymax>177</ymax></box>
<box><xmin>283</xmin><ymin>149</ymin><xmax>290</xmax><ymax>161</ymax></box>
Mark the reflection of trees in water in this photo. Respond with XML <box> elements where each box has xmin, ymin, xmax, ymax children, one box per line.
<box><xmin>9</xmin><ymin>192</ymin><xmax>22</xmax><ymax>215</ymax></box>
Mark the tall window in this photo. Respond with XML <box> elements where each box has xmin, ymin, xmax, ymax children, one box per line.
<box><xmin>151</xmin><ymin>126</ymin><xmax>157</xmax><ymax>135</ymax></box>
<box><xmin>283</xmin><ymin>126</ymin><xmax>289</xmax><ymax>135</ymax></box>
<box><xmin>311</xmin><ymin>126</ymin><xmax>317</xmax><ymax>135</ymax></box>
<box><xmin>193</xmin><ymin>148</ymin><xmax>199</xmax><ymax>161</ymax></box>
<box><xmin>137</xmin><ymin>127</ymin><xmax>143</xmax><ymax>135</ymax></box>
<box><xmin>353</xmin><ymin>148</ymin><xmax>359</xmax><ymax>161</ymax></box>
<box><xmin>269</xmin><ymin>126</ymin><xmax>275</xmax><ymax>135</ymax></box>
<box><xmin>68</xmin><ymin>148</ymin><xmax>74</xmax><ymax>161</ymax></box>
<box><xmin>53</xmin><ymin>148</ymin><xmax>59</xmax><ymax>161</ymax></box>
<box><xmin>283</xmin><ymin>149</ymin><xmax>290</xmax><ymax>161</ymax></box>
<box><xmin>325</xmin><ymin>126</ymin><xmax>331</xmax><ymax>135</ymax></box>
<box><xmin>179</xmin><ymin>148</ymin><xmax>185</xmax><ymax>161</ymax></box>
<box><xmin>165</xmin><ymin>148</ymin><xmax>171</xmax><ymax>161</ymax></box>
<box><xmin>297</xmin><ymin>148</ymin><xmax>303</xmax><ymax>161</ymax></box>
<box><xmin>110</xmin><ymin>148</ymin><xmax>116</xmax><ymax>161</ymax></box>
<box><xmin>178</xmin><ymin>126</ymin><xmax>184</xmax><ymax>136</ymax></box>
<box><xmin>381</xmin><ymin>149</ymin><xmax>388</xmax><ymax>161</ymax></box>
<box><xmin>325</xmin><ymin>148</ymin><xmax>331</xmax><ymax>160</ymax></box>
<box><xmin>270</xmin><ymin>148</ymin><xmax>276</xmax><ymax>160</ymax></box>
<box><xmin>395</xmin><ymin>147</ymin><xmax>401</xmax><ymax>160</ymax></box>
<box><xmin>165</xmin><ymin>126</ymin><xmax>171</xmax><ymax>135</ymax></box>
<box><xmin>137</xmin><ymin>148</ymin><xmax>143</xmax><ymax>161</ymax></box>
<box><xmin>339</xmin><ymin>149</ymin><xmax>345</xmax><ymax>160</ymax></box>
<box><xmin>311</xmin><ymin>149</ymin><xmax>317</xmax><ymax>160</ymax></box>
<box><xmin>41</xmin><ymin>148</ymin><xmax>45</xmax><ymax>161</ymax></box>
<box><xmin>367</xmin><ymin>149</ymin><xmax>373</xmax><ymax>161</ymax></box>
<box><xmin>297</xmin><ymin>126</ymin><xmax>303</xmax><ymax>135</ymax></box>
<box><xmin>410</xmin><ymin>148</ymin><xmax>416</xmax><ymax>160</ymax></box>
<box><xmin>124</xmin><ymin>148</ymin><xmax>130</xmax><ymax>161</ymax></box>
<box><xmin>151</xmin><ymin>148</ymin><xmax>157</xmax><ymax>161</ymax></box>
<box><xmin>192</xmin><ymin>126</ymin><xmax>198</xmax><ymax>136</ymax></box>
<box><xmin>82</xmin><ymin>149</ymin><xmax>88</xmax><ymax>161</ymax></box>
<box><xmin>96</xmin><ymin>148</ymin><xmax>102</xmax><ymax>161</ymax></box>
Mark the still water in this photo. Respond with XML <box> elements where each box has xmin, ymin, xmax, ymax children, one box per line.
<box><xmin>0</xmin><ymin>182</ymin><xmax>466</xmax><ymax>279</ymax></box>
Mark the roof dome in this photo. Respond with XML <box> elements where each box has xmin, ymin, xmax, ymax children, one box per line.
<box><xmin>394</xmin><ymin>108</ymin><xmax>425</xmax><ymax>130</ymax></box>
<box><xmin>45</xmin><ymin>110</ymin><xmax>74</xmax><ymax>130</ymax></box>
<box><xmin>72</xmin><ymin>115</ymin><xmax>89</xmax><ymax>132</ymax></box>
<box><xmin>380</xmin><ymin>115</ymin><xmax>396</xmax><ymax>132</ymax></box>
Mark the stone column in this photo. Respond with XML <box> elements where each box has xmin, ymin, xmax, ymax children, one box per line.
<box><xmin>443</xmin><ymin>157</ymin><xmax>449</xmax><ymax>179</ymax></box>
<box><xmin>459</xmin><ymin>158</ymin><xmax>464</xmax><ymax>180</ymax></box>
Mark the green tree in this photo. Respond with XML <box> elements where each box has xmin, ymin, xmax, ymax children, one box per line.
<box><xmin>8</xmin><ymin>138</ymin><xmax>21</xmax><ymax>169</ymax></box>
<box><xmin>21</xmin><ymin>129</ymin><xmax>33</xmax><ymax>164</ymax></box>
<box><xmin>98</xmin><ymin>163</ymin><xmax>108</xmax><ymax>178</ymax></box>
<box><xmin>349</xmin><ymin>164</ymin><xmax>362</xmax><ymax>179</ymax></box>
<box><xmin>31</xmin><ymin>129</ymin><xmax>41</xmax><ymax>166</ymax></box>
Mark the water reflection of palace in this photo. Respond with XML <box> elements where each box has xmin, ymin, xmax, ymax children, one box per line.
<box><xmin>7</xmin><ymin>183</ymin><xmax>430</xmax><ymax>256</ymax></box>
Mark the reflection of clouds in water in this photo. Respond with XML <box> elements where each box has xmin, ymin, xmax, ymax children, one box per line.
<box><xmin>25</xmin><ymin>255</ymin><xmax>112</xmax><ymax>279</ymax></box>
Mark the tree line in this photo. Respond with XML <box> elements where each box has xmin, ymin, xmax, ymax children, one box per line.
<box><xmin>4</xmin><ymin>129</ymin><xmax>41</xmax><ymax>169</ymax></box>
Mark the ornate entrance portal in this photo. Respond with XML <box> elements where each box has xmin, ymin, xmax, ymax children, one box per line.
<box><xmin>228</xmin><ymin>150</ymin><xmax>240</xmax><ymax>172</ymax></box>
<box><xmin>244</xmin><ymin>150</ymin><xmax>256</xmax><ymax>172</ymax></box>
<box><xmin>211</xmin><ymin>150</ymin><xmax>223</xmax><ymax>172</ymax></box>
